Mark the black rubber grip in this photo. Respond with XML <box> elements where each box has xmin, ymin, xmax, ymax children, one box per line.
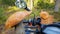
<box><xmin>25</xmin><ymin>6</ymin><xmax>31</xmax><ymax>11</ymax></box>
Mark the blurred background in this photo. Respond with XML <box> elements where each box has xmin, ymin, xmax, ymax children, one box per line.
<box><xmin>0</xmin><ymin>0</ymin><xmax>60</xmax><ymax>34</ymax></box>
<box><xmin>0</xmin><ymin>0</ymin><xmax>60</xmax><ymax>25</ymax></box>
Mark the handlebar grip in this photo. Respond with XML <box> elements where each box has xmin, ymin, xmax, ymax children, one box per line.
<box><xmin>25</xmin><ymin>7</ymin><xmax>31</xmax><ymax>11</ymax></box>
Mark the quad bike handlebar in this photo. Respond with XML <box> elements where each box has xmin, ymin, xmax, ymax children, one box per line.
<box><xmin>15</xmin><ymin>0</ymin><xmax>31</xmax><ymax>11</ymax></box>
<box><xmin>15</xmin><ymin>0</ymin><xmax>27</xmax><ymax>8</ymax></box>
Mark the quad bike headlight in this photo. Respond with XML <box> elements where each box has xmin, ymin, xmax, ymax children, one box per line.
<box><xmin>15</xmin><ymin>0</ymin><xmax>27</xmax><ymax>9</ymax></box>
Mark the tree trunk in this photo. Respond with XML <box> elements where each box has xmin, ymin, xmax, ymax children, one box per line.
<box><xmin>54</xmin><ymin>0</ymin><xmax>60</xmax><ymax>12</ymax></box>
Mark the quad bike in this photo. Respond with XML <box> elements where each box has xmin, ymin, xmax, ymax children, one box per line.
<box><xmin>23</xmin><ymin>13</ymin><xmax>60</xmax><ymax>34</ymax></box>
<box><xmin>15</xmin><ymin>0</ymin><xmax>60</xmax><ymax>34</ymax></box>
<box><xmin>23</xmin><ymin>13</ymin><xmax>41</xmax><ymax>34</ymax></box>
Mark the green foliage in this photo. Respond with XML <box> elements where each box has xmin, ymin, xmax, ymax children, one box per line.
<box><xmin>36</xmin><ymin>0</ymin><xmax>55</xmax><ymax>10</ymax></box>
<box><xmin>0</xmin><ymin>7</ymin><xmax>7</xmax><ymax>24</ymax></box>
<box><xmin>2</xmin><ymin>0</ymin><xmax>15</xmax><ymax>6</ymax></box>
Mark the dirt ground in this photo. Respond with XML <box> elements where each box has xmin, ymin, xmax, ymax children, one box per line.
<box><xmin>0</xmin><ymin>24</ymin><xmax>16</xmax><ymax>34</ymax></box>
